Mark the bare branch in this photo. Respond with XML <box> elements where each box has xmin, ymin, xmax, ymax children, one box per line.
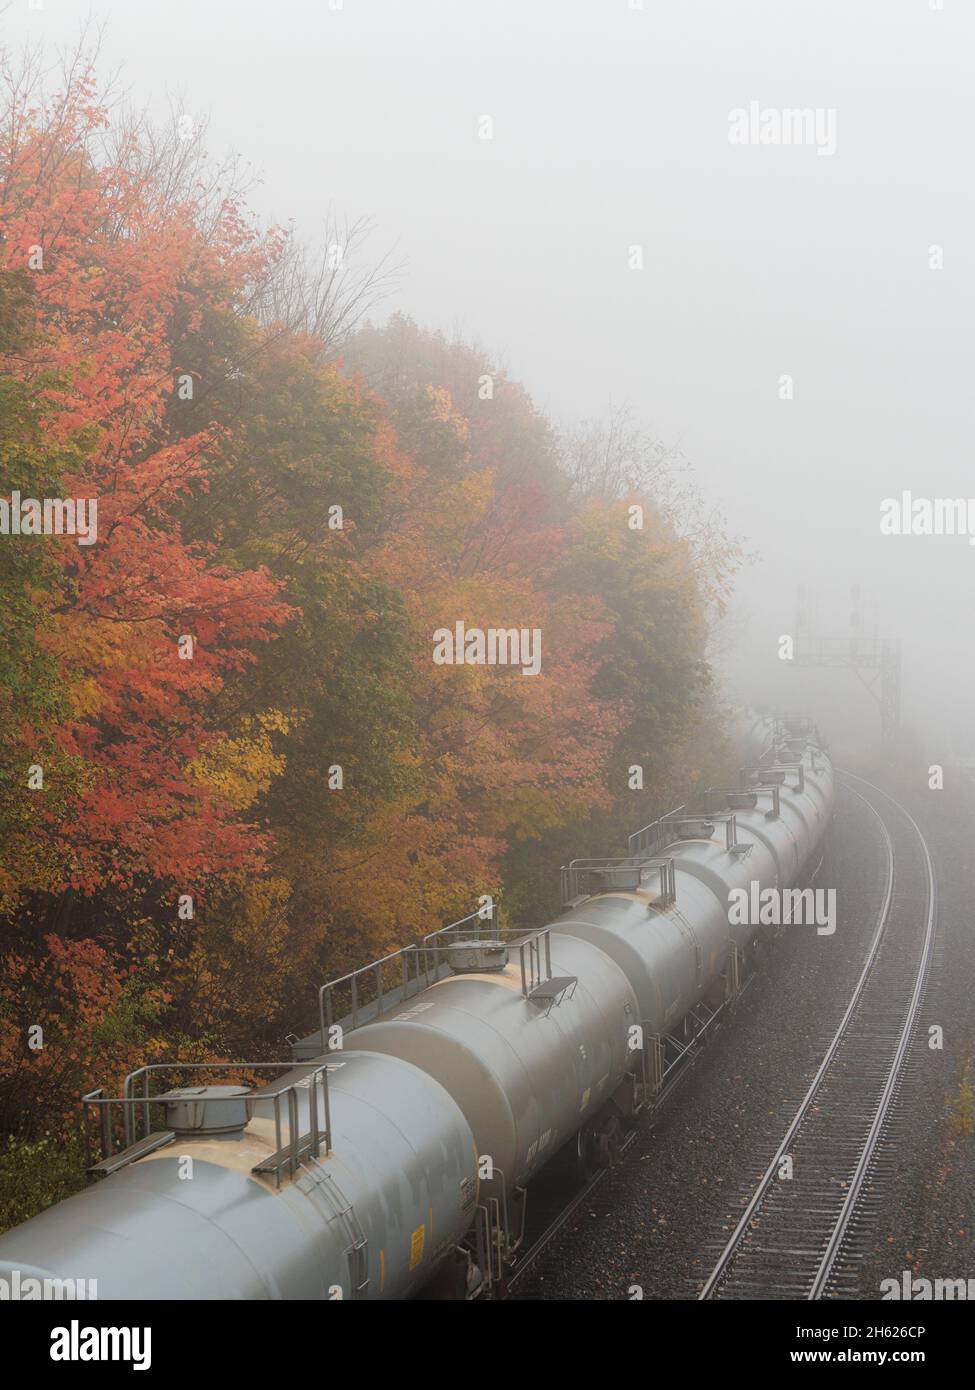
<box><xmin>250</xmin><ymin>211</ymin><xmax>402</xmax><ymax>354</ymax></box>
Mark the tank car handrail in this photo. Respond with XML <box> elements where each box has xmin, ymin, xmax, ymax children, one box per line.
<box><xmin>420</xmin><ymin>905</ymin><xmax>497</xmax><ymax>947</ymax></box>
<box><xmin>317</xmin><ymin>904</ymin><xmax>501</xmax><ymax>1047</ymax></box>
<box><xmin>324</xmin><ymin>949</ymin><xmax>407</xmax><ymax>990</ymax></box>
<box><xmin>560</xmin><ymin>855</ymin><xmax>676</xmax><ymax>910</ymax></box>
<box><xmin>740</xmin><ymin>762</ymin><xmax>806</xmax><ymax>796</ymax></box>
<box><xmin>82</xmin><ymin>1060</ymin><xmax>333</xmax><ymax>1187</ymax></box>
<box><xmin>734</xmin><ymin>779</ymin><xmax>782</xmax><ymax>819</ymax></box>
<box><xmin>636</xmin><ymin>812</ymin><xmax>744</xmax><ymax>853</ymax></box>
<box><xmin>626</xmin><ymin>805</ymin><xmax>687</xmax><ymax>859</ymax></box>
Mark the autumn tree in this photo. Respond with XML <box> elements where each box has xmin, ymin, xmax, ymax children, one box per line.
<box><xmin>0</xmin><ymin>54</ymin><xmax>739</xmax><ymax>1209</ymax></box>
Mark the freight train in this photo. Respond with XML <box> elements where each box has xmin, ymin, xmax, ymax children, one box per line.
<box><xmin>0</xmin><ymin>715</ymin><xmax>833</xmax><ymax>1300</ymax></box>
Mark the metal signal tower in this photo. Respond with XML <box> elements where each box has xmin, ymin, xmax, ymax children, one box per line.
<box><xmin>793</xmin><ymin>585</ymin><xmax>901</xmax><ymax>745</ymax></box>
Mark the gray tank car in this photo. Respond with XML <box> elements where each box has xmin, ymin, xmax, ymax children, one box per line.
<box><xmin>0</xmin><ymin>715</ymin><xmax>832</xmax><ymax>1299</ymax></box>
<box><xmin>0</xmin><ymin>1052</ymin><xmax>477</xmax><ymax>1300</ymax></box>
<box><xmin>350</xmin><ymin>932</ymin><xmax>640</xmax><ymax>1208</ymax></box>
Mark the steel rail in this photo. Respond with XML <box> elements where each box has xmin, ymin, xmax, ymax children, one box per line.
<box><xmin>698</xmin><ymin>778</ymin><xmax>893</xmax><ymax>1298</ymax></box>
<box><xmin>806</xmin><ymin>773</ymin><xmax>936</xmax><ymax>1299</ymax></box>
<box><xmin>698</xmin><ymin>772</ymin><xmax>933</xmax><ymax>1300</ymax></box>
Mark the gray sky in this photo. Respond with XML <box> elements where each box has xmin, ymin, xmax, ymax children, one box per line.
<box><xmin>5</xmin><ymin>0</ymin><xmax>975</xmax><ymax>756</ymax></box>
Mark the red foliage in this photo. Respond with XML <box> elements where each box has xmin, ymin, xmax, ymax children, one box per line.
<box><xmin>0</xmin><ymin>67</ymin><xmax>292</xmax><ymax>891</ymax></box>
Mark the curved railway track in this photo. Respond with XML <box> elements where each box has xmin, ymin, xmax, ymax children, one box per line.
<box><xmin>698</xmin><ymin>772</ymin><xmax>937</xmax><ymax>1300</ymax></box>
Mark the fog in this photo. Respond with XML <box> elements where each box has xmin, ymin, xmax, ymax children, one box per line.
<box><xmin>6</xmin><ymin>0</ymin><xmax>973</xmax><ymax>760</ymax></box>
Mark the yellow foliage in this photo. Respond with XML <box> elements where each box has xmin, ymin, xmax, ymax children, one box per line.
<box><xmin>190</xmin><ymin>711</ymin><xmax>289</xmax><ymax>810</ymax></box>
<box><xmin>424</xmin><ymin>384</ymin><xmax>470</xmax><ymax>442</ymax></box>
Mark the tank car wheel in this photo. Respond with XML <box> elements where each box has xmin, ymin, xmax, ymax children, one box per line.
<box><xmin>576</xmin><ymin>1105</ymin><xmax>624</xmax><ymax>1180</ymax></box>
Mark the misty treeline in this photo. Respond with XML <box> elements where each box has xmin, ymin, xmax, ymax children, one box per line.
<box><xmin>0</xmin><ymin>52</ymin><xmax>738</xmax><ymax>1220</ymax></box>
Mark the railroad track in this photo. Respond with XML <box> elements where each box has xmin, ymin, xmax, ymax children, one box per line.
<box><xmin>698</xmin><ymin>772</ymin><xmax>937</xmax><ymax>1300</ymax></box>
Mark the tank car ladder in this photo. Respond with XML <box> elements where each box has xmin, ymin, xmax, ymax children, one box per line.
<box><xmin>296</xmin><ymin>1163</ymin><xmax>370</xmax><ymax>1300</ymax></box>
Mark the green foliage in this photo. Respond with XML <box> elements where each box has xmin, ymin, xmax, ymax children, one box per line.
<box><xmin>0</xmin><ymin>1132</ymin><xmax>88</xmax><ymax>1235</ymax></box>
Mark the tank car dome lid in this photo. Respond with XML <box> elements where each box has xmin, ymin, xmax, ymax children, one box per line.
<box><xmin>441</xmin><ymin>941</ymin><xmax>509</xmax><ymax>973</ymax></box>
<box><xmin>155</xmin><ymin>1084</ymin><xmax>252</xmax><ymax>1137</ymax></box>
